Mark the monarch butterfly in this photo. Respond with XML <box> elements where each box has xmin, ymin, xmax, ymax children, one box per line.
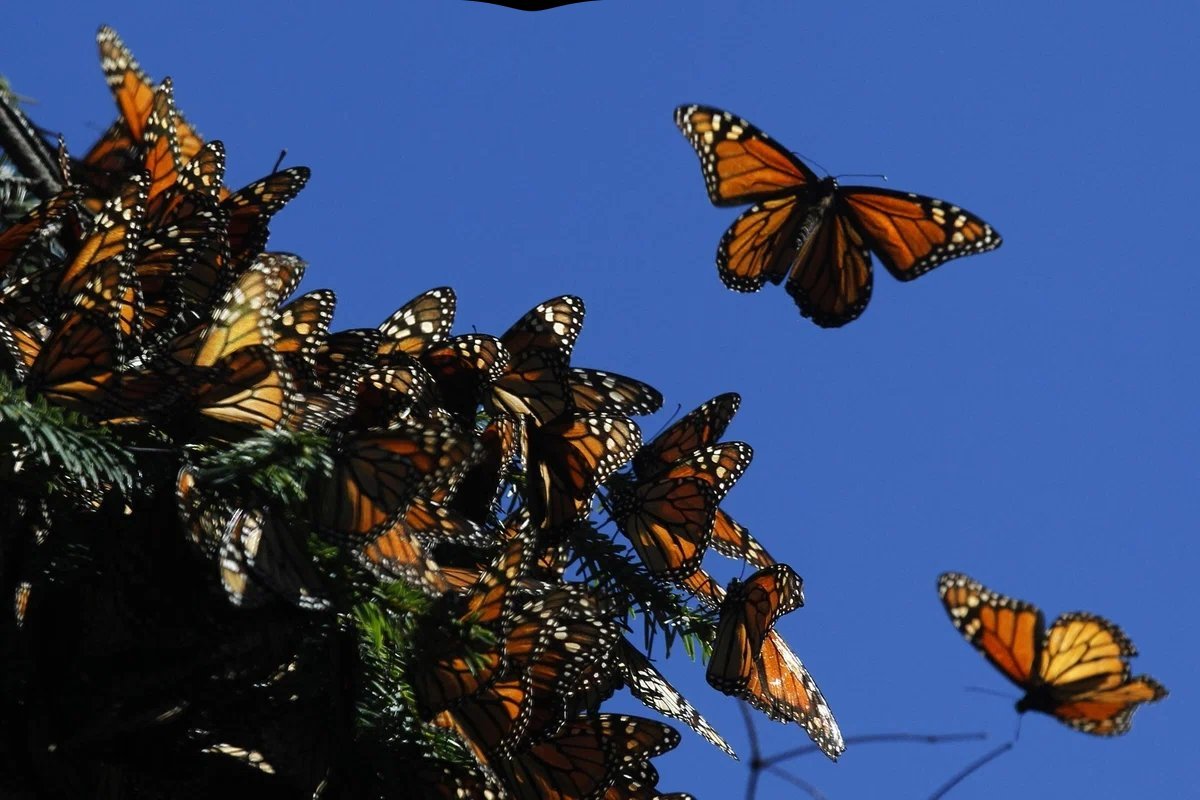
<box><xmin>311</xmin><ymin>327</ymin><xmax>383</xmax><ymax>394</ymax></box>
<box><xmin>572</xmin><ymin>638</ymin><xmax>735</xmax><ymax>758</ymax></box>
<box><xmin>221</xmin><ymin>168</ymin><xmax>311</xmax><ymax>266</ymax></box>
<box><xmin>169</xmin><ymin>253</ymin><xmax>293</xmax><ymax>367</ymax></box>
<box><xmin>938</xmin><ymin>572</ymin><xmax>1168</xmax><ymax>735</ymax></box>
<box><xmin>377</xmin><ymin>286</ymin><xmax>456</xmax><ymax>360</ymax></box>
<box><xmin>184</xmin><ymin>345</ymin><xmax>298</xmax><ymax>432</ymax></box>
<box><xmin>448</xmin><ymin>413</ymin><xmax>519</xmax><ymax>523</ymax></box>
<box><xmin>500</xmin><ymin>715</ymin><xmax>680</xmax><ymax>800</ymax></box>
<box><xmin>525</xmin><ymin>412</ymin><xmax>642</xmax><ymax>529</ymax></box>
<box><xmin>506</xmin><ymin>587</ymin><xmax>621</xmax><ymax>712</ymax></box>
<box><xmin>24</xmin><ymin>309</ymin><xmax>128</xmax><ymax>416</ymax></box>
<box><xmin>634</xmin><ymin>395</ymin><xmax>773</xmax><ymax>568</ymax></box>
<box><xmin>433</xmin><ymin>672</ymin><xmax>536</xmax><ymax>763</ymax></box>
<box><xmin>568</xmin><ymin>368</ymin><xmax>663</xmax><ymax>417</ymax></box>
<box><xmin>216</xmin><ymin>508</ymin><xmax>329</xmax><ymax>611</ymax></box>
<box><xmin>141</xmin><ymin>80</ymin><xmax>183</xmax><ymax>210</ymax></box>
<box><xmin>422</xmin><ymin>333</ymin><xmax>509</xmax><ymax>423</ymax></box>
<box><xmin>313</xmin><ymin>421</ymin><xmax>481</xmax><ymax>539</ymax></box>
<box><xmin>58</xmin><ymin>174</ymin><xmax>146</xmax><ymax>307</ymax></box>
<box><xmin>412</xmin><ymin>533</ymin><xmax>528</xmax><ymax>702</ymax></box>
<box><xmin>356</xmin><ymin>516</ymin><xmax>450</xmax><ymax>596</ymax></box>
<box><xmin>95</xmin><ymin>25</ymin><xmax>204</xmax><ymax>162</ymax></box>
<box><xmin>135</xmin><ymin>198</ymin><xmax>230</xmax><ymax>337</ymax></box>
<box><xmin>274</xmin><ymin>289</ymin><xmax>335</xmax><ymax>368</ymax></box>
<box><xmin>633</xmin><ymin>393</ymin><xmax>739</xmax><ymax>478</ymax></box>
<box><xmin>0</xmin><ymin>189</ymin><xmax>77</xmax><ymax>278</ymax></box>
<box><xmin>706</xmin><ymin>565</ymin><xmax>845</xmax><ymax>760</ymax></box>
<box><xmin>674</xmin><ymin>105</ymin><xmax>1003</xmax><ymax>327</ymax></box>
<box><xmin>489</xmin><ymin>296</ymin><xmax>585</xmax><ymax>425</ymax></box>
<box><xmin>611</xmin><ymin>474</ymin><xmax>717</xmax><ymax>579</ymax></box>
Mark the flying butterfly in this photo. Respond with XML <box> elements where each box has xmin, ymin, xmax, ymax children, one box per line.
<box><xmin>674</xmin><ymin>105</ymin><xmax>1002</xmax><ymax>327</ymax></box>
<box><xmin>938</xmin><ymin>572</ymin><xmax>1168</xmax><ymax>735</ymax></box>
<box><xmin>706</xmin><ymin>564</ymin><xmax>845</xmax><ymax>760</ymax></box>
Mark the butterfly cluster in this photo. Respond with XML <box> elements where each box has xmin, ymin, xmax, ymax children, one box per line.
<box><xmin>0</xmin><ymin>27</ymin><xmax>848</xmax><ymax>799</ymax></box>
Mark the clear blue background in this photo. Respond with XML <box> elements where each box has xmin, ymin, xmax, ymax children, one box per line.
<box><xmin>6</xmin><ymin>3</ymin><xmax>1196</xmax><ymax>797</ymax></box>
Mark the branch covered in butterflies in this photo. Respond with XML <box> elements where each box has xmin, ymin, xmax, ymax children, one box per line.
<box><xmin>0</xmin><ymin>25</ymin><xmax>855</xmax><ymax>799</ymax></box>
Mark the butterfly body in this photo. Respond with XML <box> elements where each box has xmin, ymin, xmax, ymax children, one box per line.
<box><xmin>675</xmin><ymin>104</ymin><xmax>1002</xmax><ymax>326</ymax></box>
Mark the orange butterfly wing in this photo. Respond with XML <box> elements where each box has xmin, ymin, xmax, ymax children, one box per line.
<box><xmin>527</xmin><ymin>413</ymin><xmax>641</xmax><ymax>529</ymax></box>
<box><xmin>633</xmin><ymin>392</ymin><xmax>739</xmax><ymax>479</ymax></box>
<box><xmin>842</xmin><ymin>187</ymin><xmax>1002</xmax><ymax>281</ymax></box>
<box><xmin>938</xmin><ymin>572</ymin><xmax>1043</xmax><ymax>689</ymax></box>
<box><xmin>1030</xmin><ymin>611</ymin><xmax>1168</xmax><ymax>735</ymax></box>
<box><xmin>674</xmin><ymin>105</ymin><xmax>816</xmax><ymax>206</ymax></box>
<box><xmin>784</xmin><ymin>204</ymin><xmax>874</xmax><ymax>328</ymax></box>
<box><xmin>613</xmin><ymin>476</ymin><xmax>716</xmax><ymax>579</ymax></box>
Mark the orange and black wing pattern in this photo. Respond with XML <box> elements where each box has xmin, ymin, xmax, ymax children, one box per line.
<box><xmin>526</xmin><ymin>413</ymin><xmax>641</xmax><ymax>529</ymax></box>
<box><xmin>707</xmin><ymin>565</ymin><xmax>845</xmax><ymax>760</ymax></box>
<box><xmin>938</xmin><ymin>572</ymin><xmax>1044</xmax><ymax>689</ymax></box>
<box><xmin>674</xmin><ymin>105</ymin><xmax>816</xmax><ymax>206</ymax></box>
<box><xmin>938</xmin><ymin>572</ymin><xmax>1168</xmax><ymax>735</ymax></box>
<box><xmin>707</xmin><ymin>565</ymin><xmax>805</xmax><ymax>696</ymax></box>
<box><xmin>612</xmin><ymin>475</ymin><xmax>716</xmax><ymax>579</ymax></box>
<box><xmin>1032</xmin><ymin>612</ymin><xmax>1168</xmax><ymax>735</ymax></box>
<box><xmin>314</xmin><ymin>422</ymin><xmax>481</xmax><ymax>539</ymax></box>
<box><xmin>633</xmin><ymin>392</ymin><xmax>739</xmax><ymax>479</ymax></box>
<box><xmin>490</xmin><ymin>295</ymin><xmax>585</xmax><ymax>425</ymax></box>
<box><xmin>841</xmin><ymin>186</ymin><xmax>1001</xmax><ymax>282</ymax></box>
<box><xmin>377</xmin><ymin>286</ymin><xmax>456</xmax><ymax>360</ymax></box>
<box><xmin>675</xmin><ymin>104</ymin><xmax>1002</xmax><ymax>327</ymax></box>
<box><xmin>568</xmin><ymin>368</ymin><xmax>663</xmax><ymax>417</ymax></box>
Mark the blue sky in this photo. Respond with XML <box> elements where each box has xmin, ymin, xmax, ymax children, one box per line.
<box><xmin>6</xmin><ymin>2</ymin><xmax>1197</xmax><ymax>797</ymax></box>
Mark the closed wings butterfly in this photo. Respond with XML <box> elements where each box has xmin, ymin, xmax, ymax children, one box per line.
<box><xmin>938</xmin><ymin>572</ymin><xmax>1168</xmax><ymax>735</ymax></box>
<box><xmin>706</xmin><ymin>565</ymin><xmax>845</xmax><ymax>760</ymax></box>
<box><xmin>674</xmin><ymin>105</ymin><xmax>1002</xmax><ymax>327</ymax></box>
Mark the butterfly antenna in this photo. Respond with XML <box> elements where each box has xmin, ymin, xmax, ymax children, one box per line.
<box><xmin>963</xmin><ymin>685</ymin><xmax>1017</xmax><ymax>701</ymax></box>
<box><xmin>927</xmin><ymin>740</ymin><xmax>1015</xmax><ymax>800</ymax></box>
<box><xmin>835</xmin><ymin>172</ymin><xmax>888</xmax><ymax>182</ymax></box>
<box><xmin>763</xmin><ymin>731</ymin><xmax>987</xmax><ymax>766</ymax></box>
<box><xmin>764</xmin><ymin>765</ymin><xmax>828</xmax><ymax>800</ymax></box>
<box><xmin>271</xmin><ymin>148</ymin><xmax>288</xmax><ymax>173</ymax></box>
<box><xmin>645</xmin><ymin>403</ymin><xmax>684</xmax><ymax>444</ymax></box>
<box><xmin>790</xmin><ymin>150</ymin><xmax>831</xmax><ymax>177</ymax></box>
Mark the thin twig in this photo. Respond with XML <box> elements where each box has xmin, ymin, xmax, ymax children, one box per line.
<box><xmin>765</xmin><ymin>731</ymin><xmax>988</xmax><ymax>766</ymax></box>
<box><xmin>740</xmin><ymin>703</ymin><xmax>762</xmax><ymax>800</ymax></box>
<box><xmin>765</xmin><ymin>765</ymin><xmax>828</xmax><ymax>800</ymax></box>
<box><xmin>927</xmin><ymin>741</ymin><xmax>1014</xmax><ymax>800</ymax></box>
